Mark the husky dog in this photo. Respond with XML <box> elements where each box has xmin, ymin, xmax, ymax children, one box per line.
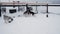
<box><xmin>3</xmin><ymin>15</ymin><xmax>13</xmax><ymax>24</ymax></box>
<box><xmin>24</xmin><ymin>4</ymin><xmax>37</xmax><ymax>16</ymax></box>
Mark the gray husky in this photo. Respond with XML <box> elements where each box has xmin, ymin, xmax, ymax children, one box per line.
<box><xmin>3</xmin><ymin>15</ymin><xmax>13</xmax><ymax>24</ymax></box>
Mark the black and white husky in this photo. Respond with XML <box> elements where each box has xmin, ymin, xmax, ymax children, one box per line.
<box><xmin>24</xmin><ymin>4</ymin><xmax>38</xmax><ymax>16</ymax></box>
<box><xmin>3</xmin><ymin>15</ymin><xmax>13</xmax><ymax>24</ymax></box>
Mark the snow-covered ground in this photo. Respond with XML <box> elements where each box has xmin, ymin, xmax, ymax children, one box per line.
<box><xmin>0</xmin><ymin>6</ymin><xmax>60</xmax><ymax>34</ymax></box>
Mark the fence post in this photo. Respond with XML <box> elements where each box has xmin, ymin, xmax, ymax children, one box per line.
<box><xmin>0</xmin><ymin>3</ymin><xmax>1</xmax><ymax>17</ymax></box>
<box><xmin>17</xmin><ymin>1</ymin><xmax>20</xmax><ymax>11</ymax></box>
<box><xmin>35</xmin><ymin>1</ymin><xmax>38</xmax><ymax>13</ymax></box>
<box><xmin>13</xmin><ymin>1</ymin><xmax>15</xmax><ymax>8</ymax></box>
<box><xmin>46</xmin><ymin>4</ymin><xmax>48</xmax><ymax>17</ymax></box>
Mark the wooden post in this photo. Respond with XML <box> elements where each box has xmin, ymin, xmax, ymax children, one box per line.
<box><xmin>17</xmin><ymin>1</ymin><xmax>20</xmax><ymax>11</ymax></box>
<box><xmin>36</xmin><ymin>1</ymin><xmax>38</xmax><ymax>13</ymax></box>
<box><xmin>13</xmin><ymin>1</ymin><xmax>15</xmax><ymax>8</ymax></box>
<box><xmin>47</xmin><ymin>4</ymin><xmax>48</xmax><ymax>13</ymax></box>
<box><xmin>46</xmin><ymin>4</ymin><xmax>48</xmax><ymax>17</ymax></box>
<box><xmin>0</xmin><ymin>3</ymin><xmax>1</xmax><ymax>17</ymax></box>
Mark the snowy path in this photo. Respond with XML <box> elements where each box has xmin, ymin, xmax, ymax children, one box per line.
<box><xmin>0</xmin><ymin>14</ymin><xmax>48</xmax><ymax>34</ymax></box>
<box><xmin>0</xmin><ymin>6</ymin><xmax>60</xmax><ymax>34</ymax></box>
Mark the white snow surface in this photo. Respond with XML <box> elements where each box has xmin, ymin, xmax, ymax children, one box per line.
<box><xmin>0</xmin><ymin>6</ymin><xmax>60</xmax><ymax>34</ymax></box>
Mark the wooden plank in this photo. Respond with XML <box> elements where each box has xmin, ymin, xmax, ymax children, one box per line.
<box><xmin>0</xmin><ymin>2</ymin><xmax>47</xmax><ymax>5</ymax></box>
